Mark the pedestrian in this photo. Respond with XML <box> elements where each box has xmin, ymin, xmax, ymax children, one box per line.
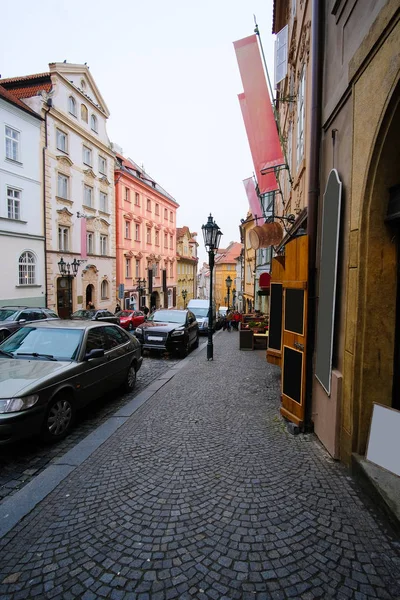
<box><xmin>115</xmin><ymin>303</ymin><xmax>121</xmax><ymax>314</ymax></box>
<box><xmin>143</xmin><ymin>306</ymin><xmax>149</xmax><ymax>318</ymax></box>
<box><xmin>86</xmin><ymin>301</ymin><xmax>95</xmax><ymax>310</ymax></box>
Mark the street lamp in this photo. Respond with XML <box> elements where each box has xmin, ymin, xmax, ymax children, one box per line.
<box><xmin>232</xmin><ymin>287</ymin><xmax>236</xmax><ymax>309</ymax></box>
<box><xmin>182</xmin><ymin>288</ymin><xmax>188</xmax><ymax>309</ymax></box>
<box><xmin>58</xmin><ymin>257</ymin><xmax>84</xmax><ymax>317</ymax></box>
<box><xmin>225</xmin><ymin>275</ymin><xmax>232</xmax><ymax>310</ymax></box>
<box><xmin>136</xmin><ymin>278</ymin><xmax>146</xmax><ymax>309</ymax></box>
<box><xmin>202</xmin><ymin>213</ymin><xmax>222</xmax><ymax>361</ymax></box>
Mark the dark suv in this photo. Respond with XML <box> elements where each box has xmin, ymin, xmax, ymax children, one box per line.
<box><xmin>0</xmin><ymin>306</ymin><xmax>60</xmax><ymax>342</ymax></box>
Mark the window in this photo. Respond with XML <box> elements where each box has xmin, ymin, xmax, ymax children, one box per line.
<box><xmin>68</xmin><ymin>96</ymin><xmax>77</xmax><ymax>117</ymax></box>
<box><xmin>86</xmin><ymin>231</ymin><xmax>94</xmax><ymax>254</ymax></box>
<box><xmin>57</xmin><ymin>173</ymin><xmax>69</xmax><ymax>199</ymax></box>
<box><xmin>81</xmin><ymin>104</ymin><xmax>88</xmax><ymax>123</ymax></box>
<box><xmin>90</xmin><ymin>114</ymin><xmax>98</xmax><ymax>133</ymax></box>
<box><xmin>101</xmin><ymin>280</ymin><xmax>109</xmax><ymax>299</ymax></box>
<box><xmin>155</xmin><ymin>230</ymin><xmax>160</xmax><ymax>246</ymax></box>
<box><xmin>135</xmin><ymin>223</ymin><xmax>140</xmax><ymax>241</ymax></box>
<box><xmin>58</xmin><ymin>226</ymin><xmax>69</xmax><ymax>251</ymax></box>
<box><xmin>7</xmin><ymin>187</ymin><xmax>21</xmax><ymax>220</ymax></box>
<box><xmin>56</xmin><ymin>129</ymin><xmax>68</xmax><ymax>153</ymax></box>
<box><xmin>5</xmin><ymin>126</ymin><xmax>20</xmax><ymax>162</ymax></box>
<box><xmin>164</xmin><ymin>233</ymin><xmax>168</xmax><ymax>248</ymax></box>
<box><xmin>99</xmin><ymin>191</ymin><xmax>108</xmax><ymax>213</ymax></box>
<box><xmin>18</xmin><ymin>251</ymin><xmax>36</xmax><ymax>285</ymax></box>
<box><xmin>170</xmin><ymin>235</ymin><xmax>173</xmax><ymax>250</ymax></box>
<box><xmin>125</xmin><ymin>221</ymin><xmax>131</xmax><ymax>239</ymax></box>
<box><xmin>135</xmin><ymin>192</ymin><xmax>140</xmax><ymax>206</ymax></box>
<box><xmin>164</xmin><ymin>208</ymin><xmax>168</xmax><ymax>220</ymax></box>
<box><xmin>154</xmin><ymin>262</ymin><xmax>159</xmax><ymax>277</ymax></box>
<box><xmin>81</xmin><ymin>79</ymin><xmax>86</xmax><ymax>91</ymax></box>
<box><xmin>125</xmin><ymin>258</ymin><xmax>131</xmax><ymax>278</ymax></box>
<box><xmin>135</xmin><ymin>259</ymin><xmax>140</xmax><ymax>278</ymax></box>
<box><xmin>170</xmin><ymin>211</ymin><xmax>173</xmax><ymax>222</ymax></box>
<box><xmin>84</xmin><ymin>185</ymin><xmax>93</xmax><ymax>207</ymax></box>
<box><xmin>100</xmin><ymin>234</ymin><xmax>108</xmax><ymax>256</ymax></box>
<box><xmin>146</xmin><ymin>228</ymin><xmax>151</xmax><ymax>244</ymax></box>
<box><xmin>297</xmin><ymin>67</ymin><xmax>306</xmax><ymax>168</ymax></box>
<box><xmin>125</xmin><ymin>187</ymin><xmax>130</xmax><ymax>202</ymax></box>
<box><xmin>170</xmin><ymin>263</ymin><xmax>173</xmax><ymax>277</ymax></box>
<box><xmin>83</xmin><ymin>146</ymin><xmax>92</xmax><ymax>166</ymax></box>
<box><xmin>99</xmin><ymin>156</ymin><xmax>106</xmax><ymax>175</ymax></box>
<box><xmin>155</xmin><ymin>203</ymin><xmax>160</xmax><ymax>215</ymax></box>
<box><xmin>147</xmin><ymin>198</ymin><xmax>151</xmax><ymax>212</ymax></box>
<box><xmin>168</xmin><ymin>289</ymin><xmax>172</xmax><ymax>308</ymax></box>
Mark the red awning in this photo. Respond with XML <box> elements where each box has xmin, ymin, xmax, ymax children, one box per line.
<box><xmin>259</xmin><ymin>272</ymin><xmax>271</xmax><ymax>289</ymax></box>
<box><xmin>234</xmin><ymin>35</ymin><xmax>284</xmax><ymax>192</ymax></box>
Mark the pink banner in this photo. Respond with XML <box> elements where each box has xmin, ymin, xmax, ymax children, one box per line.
<box><xmin>243</xmin><ymin>177</ymin><xmax>263</xmax><ymax>220</ymax></box>
<box><xmin>234</xmin><ymin>35</ymin><xmax>283</xmax><ymax>193</ymax></box>
<box><xmin>80</xmin><ymin>218</ymin><xmax>87</xmax><ymax>259</ymax></box>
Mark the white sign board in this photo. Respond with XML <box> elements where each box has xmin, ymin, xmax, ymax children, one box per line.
<box><xmin>366</xmin><ymin>403</ymin><xmax>400</xmax><ymax>477</ymax></box>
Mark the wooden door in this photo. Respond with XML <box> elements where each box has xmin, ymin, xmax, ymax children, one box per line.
<box><xmin>280</xmin><ymin>235</ymin><xmax>308</xmax><ymax>427</ymax></box>
<box><xmin>267</xmin><ymin>256</ymin><xmax>285</xmax><ymax>367</ymax></box>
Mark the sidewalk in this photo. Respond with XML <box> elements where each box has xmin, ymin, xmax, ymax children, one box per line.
<box><xmin>0</xmin><ymin>330</ymin><xmax>399</xmax><ymax>599</ymax></box>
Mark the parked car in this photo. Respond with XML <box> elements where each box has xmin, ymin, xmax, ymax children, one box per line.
<box><xmin>116</xmin><ymin>310</ymin><xmax>146</xmax><ymax>331</ymax></box>
<box><xmin>134</xmin><ymin>308</ymin><xmax>199</xmax><ymax>358</ymax></box>
<box><xmin>70</xmin><ymin>309</ymin><xmax>120</xmax><ymax>325</ymax></box>
<box><xmin>187</xmin><ymin>299</ymin><xmax>215</xmax><ymax>334</ymax></box>
<box><xmin>0</xmin><ymin>306</ymin><xmax>60</xmax><ymax>342</ymax></box>
<box><xmin>0</xmin><ymin>320</ymin><xmax>143</xmax><ymax>444</ymax></box>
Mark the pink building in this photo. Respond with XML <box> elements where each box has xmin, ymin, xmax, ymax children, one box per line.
<box><xmin>115</xmin><ymin>153</ymin><xmax>179</xmax><ymax>310</ymax></box>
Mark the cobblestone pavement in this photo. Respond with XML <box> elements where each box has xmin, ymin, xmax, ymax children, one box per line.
<box><xmin>0</xmin><ymin>350</ymin><xmax>182</xmax><ymax>503</ymax></box>
<box><xmin>0</xmin><ymin>331</ymin><xmax>399</xmax><ymax>599</ymax></box>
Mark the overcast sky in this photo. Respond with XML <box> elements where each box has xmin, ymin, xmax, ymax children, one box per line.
<box><xmin>2</xmin><ymin>0</ymin><xmax>275</xmax><ymax>265</ymax></box>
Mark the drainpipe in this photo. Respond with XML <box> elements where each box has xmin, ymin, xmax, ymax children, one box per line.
<box><xmin>42</xmin><ymin>99</ymin><xmax>52</xmax><ymax>308</ymax></box>
<box><xmin>305</xmin><ymin>0</ymin><xmax>324</xmax><ymax>429</ymax></box>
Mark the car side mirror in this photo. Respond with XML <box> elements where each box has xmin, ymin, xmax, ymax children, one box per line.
<box><xmin>18</xmin><ymin>319</ymin><xmax>27</xmax><ymax>324</ymax></box>
<box><xmin>85</xmin><ymin>348</ymin><xmax>104</xmax><ymax>360</ymax></box>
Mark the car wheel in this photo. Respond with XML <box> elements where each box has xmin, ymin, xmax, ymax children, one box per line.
<box><xmin>193</xmin><ymin>334</ymin><xmax>199</xmax><ymax>349</ymax></box>
<box><xmin>124</xmin><ymin>362</ymin><xmax>137</xmax><ymax>392</ymax></box>
<box><xmin>180</xmin><ymin>339</ymin><xmax>190</xmax><ymax>359</ymax></box>
<box><xmin>41</xmin><ymin>393</ymin><xmax>74</xmax><ymax>442</ymax></box>
<box><xmin>0</xmin><ymin>330</ymin><xmax>9</xmax><ymax>343</ymax></box>
<box><xmin>128</xmin><ymin>322</ymin><xmax>133</xmax><ymax>331</ymax></box>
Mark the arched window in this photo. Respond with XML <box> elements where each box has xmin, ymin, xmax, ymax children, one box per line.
<box><xmin>19</xmin><ymin>251</ymin><xmax>36</xmax><ymax>285</ymax></box>
<box><xmin>80</xmin><ymin>79</ymin><xmax>86</xmax><ymax>91</ymax></box>
<box><xmin>168</xmin><ymin>288</ymin><xmax>172</xmax><ymax>308</ymax></box>
<box><xmin>90</xmin><ymin>114</ymin><xmax>98</xmax><ymax>133</ymax></box>
<box><xmin>101</xmin><ymin>279</ymin><xmax>109</xmax><ymax>299</ymax></box>
<box><xmin>81</xmin><ymin>104</ymin><xmax>88</xmax><ymax>123</ymax></box>
<box><xmin>68</xmin><ymin>96</ymin><xmax>77</xmax><ymax>117</ymax></box>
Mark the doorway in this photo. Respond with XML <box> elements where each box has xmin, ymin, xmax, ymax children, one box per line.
<box><xmin>57</xmin><ymin>277</ymin><xmax>71</xmax><ymax>318</ymax></box>
<box><xmin>85</xmin><ymin>284</ymin><xmax>94</xmax><ymax>309</ymax></box>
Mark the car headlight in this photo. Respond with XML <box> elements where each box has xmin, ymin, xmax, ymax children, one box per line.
<box><xmin>0</xmin><ymin>394</ymin><xmax>39</xmax><ymax>414</ymax></box>
<box><xmin>171</xmin><ymin>328</ymin><xmax>185</xmax><ymax>337</ymax></box>
<box><xmin>135</xmin><ymin>327</ymin><xmax>143</xmax><ymax>335</ymax></box>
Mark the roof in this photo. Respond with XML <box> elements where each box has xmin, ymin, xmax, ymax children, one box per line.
<box><xmin>115</xmin><ymin>152</ymin><xmax>179</xmax><ymax>206</ymax></box>
<box><xmin>0</xmin><ymin>72</ymin><xmax>51</xmax><ymax>84</ymax></box>
<box><xmin>0</xmin><ymin>73</ymin><xmax>52</xmax><ymax>100</ymax></box>
<box><xmin>0</xmin><ymin>84</ymin><xmax>41</xmax><ymax>119</ymax></box>
<box><xmin>215</xmin><ymin>242</ymin><xmax>243</xmax><ymax>265</ymax></box>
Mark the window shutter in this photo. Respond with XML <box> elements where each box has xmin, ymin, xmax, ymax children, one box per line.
<box><xmin>275</xmin><ymin>25</ymin><xmax>288</xmax><ymax>87</ymax></box>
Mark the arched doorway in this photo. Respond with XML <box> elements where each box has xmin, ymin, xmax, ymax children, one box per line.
<box><xmin>353</xmin><ymin>83</ymin><xmax>400</xmax><ymax>454</ymax></box>
<box><xmin>150</xmin><ymin>291</ymin><xmax>160</xmax><ymax>312</ymax></box>
<box><xmin>86</xmin><ymin>284</ymin><xmax>94</xmax><ymax>308</ymax></box>
<box><xmin>57</xmin><ymin>277</ymin><xmax>72</xmax><ymax>318</ymax></box>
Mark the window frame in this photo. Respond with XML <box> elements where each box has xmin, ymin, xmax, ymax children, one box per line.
<box><xmin>56</xmin><ymin>129</ymin><xmax>68</xmax><ymax>153</ymax></box>
<box><xmin>146</xmin><ymin>198</ymin><xmax>151</xmax><ymax>212</ymax></box>
<box><xmin>146</xmin><ymin>227</ymin><xmax>152</xmax><ymax>244</ymax></box>
<box><xmin>99</xmin><ymin>191</ymin><xmax>108</xmax><ymax>213</ymax></box>
<box><xmin>57</xmin><ymin>173</ymin><xmax>69</xmax><ymax>199</ymax></box>
<box><xmin>155</xmin><ymin>203</ymin><xmax>160</xmax><ymax>216</ymax></box>
<box><xmin>83</xmin><ymin>145</ymin><xmax>92</xmax><ymax>167</ymax></box>
<box><xmin>125</xmin><ymin>258</ymin><xmax>131</xmax><ymax>278</ymax></box>
<box><xmin>100</xmin><ymin>234</ymin><xmax>108</xmax><ymax>256</ymax></box>
<box><xmin>99</xmin><ymin>155</ymin><xmax>106</xmax><ymax>175</ymax></box>
<box><xmin>84</xmin><ymin>184</ymin><xmax>93</xmax><ymax>208</ymax></box>
<box><xmin>18</xmin><ymin>251</ymin><xmax>36</xmax><ymax>286</ymax></box>
<box><xmin>90</xmin><ymin>114</ymin><xmax>98</xmax><ymax>133</ymax></box>
<box><xmin>135</xmin><ymin>259</ymin><xmax>140</xmax><ymax>278</ymax></box>
<box><xmin>7</xmin><ymin>186</ymin><xmax>21</xmax><ymax>220</ymax></box>
<box><xmin>5</xmin><ymin>125</ymin><xmax>20</xmax><ymax>162</ymax></box>
<box><xmin>296</xmin><ymin>67</ymin><xmax>306</xmax><ymax>168</ymax></box>
<box><xmin>81</xmin><ymin>104</ymin><xmax>88</xmax><ymax>123</ymax></box>
<box><xmin>86</xmin><ymin>231</ymin><xmax>94</xmax><ymax>254</ymax></box>
<box><xmin>125</xmin><ymin>220</ymin><xmax>131</xmax><ymax>239</ymax></box>
<box><xmin>135</xmin><ymin>192</ymin><xmax>140</xmax><ymax>206</ymax></box>
<box><xmin>135</xmin><ymin>223</ymin><xmax>140</xmax><ymax>242</ymax></box>
<box><xmin>68</xmin><ymin>96</ymin><xmax>77</xmax><ymax>117</ymax></box>
<box><xmin>58</xmin><ymin>226</ymin><xmax>69</xmax><ymax>252</ymax></box>
<box><xmin>101</xmin><ymin>279</ymin><xmax>109</xmax><ymax>299</ymax></box>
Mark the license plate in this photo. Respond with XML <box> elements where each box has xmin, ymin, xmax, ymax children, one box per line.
<box><xmin>148</xmin><ymin>335</ymin><xmax>163</xmax><ymax>341</ymax></box>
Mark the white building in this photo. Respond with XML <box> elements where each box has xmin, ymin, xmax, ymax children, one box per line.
<box><xmin>0</xmin><ymin>63</ymin><xmax>116</xmax><ymax>316</ymax></box>
<box><xmin>0</xmin><ymin>85</ymin><xmax>45</xmax><ymax>306</ymax></box>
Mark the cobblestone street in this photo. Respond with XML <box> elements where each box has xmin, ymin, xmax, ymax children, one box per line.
<box><xmin>0</xmin><ymin>331</ymin><xmax>399</xmax><ymax>599</ymax></box>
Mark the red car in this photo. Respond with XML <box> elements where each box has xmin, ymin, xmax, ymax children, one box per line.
<box><xmin>117</xmin><ymin>310</ymin><xmax>146</xmax><ymax>331</ymax></box>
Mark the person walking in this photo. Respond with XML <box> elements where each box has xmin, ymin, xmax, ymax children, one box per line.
<box><xmin>115</xmin><ymin>303</ymin><xmax>121</xmax><ymax>314</ymax></box>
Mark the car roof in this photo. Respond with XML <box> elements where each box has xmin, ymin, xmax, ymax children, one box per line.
<box><xmin>0</xmin><ymin>306</ymin><xmax>42</xmax><ymax>310</ymax></box>
<box><xmin>155</xmin><ymin>308</ymin><xmax>188</xmax><ymax>314</ymax></box>
<box><xmin>19</xmin><ymin>320</ymin><xmax>117</xmax><ymax>330</ymax></box>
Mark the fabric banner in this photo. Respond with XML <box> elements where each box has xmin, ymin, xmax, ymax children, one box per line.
<box><xmin>234</xmin><ymin>35</ymin><xmax>283</xmax><ymax>192</ymax></box>
<box><xmin>243</xmin><ymin>177</ymin><xmax>263</xmax><ymax>220</ymax></box>
<box><xmin>80</xmin><ymin>217</ymin><xmax>87</xmax><ymax>259</ymax></box>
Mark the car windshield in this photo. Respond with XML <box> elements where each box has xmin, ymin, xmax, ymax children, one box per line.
<box><xmin>149</xmin><ymin>310</ymin><xmax>186</xmax><ymax>325</ymax></box>
<box><xmin>71</xmin><ymin>310</ymin><xmax>96</xmax><ymax>319</ymax></box>
<box><xmin>191</xmin><ymin>308</ymin><xmax>208</xmax><ymax>318</ymax></box>
<box><xmin>118</xmin><ymin>311</ymin><xmax>132</xmax><ymax>317</ymax></box>
<box><xmin>0</xmin><ymin>309</ymin><xmax>19</xmax><ymax>321</ymax></box>
<box><xmin>0</xmin><ymin>327</ymin><xmax>83</xmax><ymax>361</ymax></box>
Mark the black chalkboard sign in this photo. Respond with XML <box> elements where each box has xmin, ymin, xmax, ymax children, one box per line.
<box><xmin>284</xmin><ymin>288</ymin><xmax>304</xmax><ymax>335</ymax></box>
<box><xmin>268</xmin><ymin>283</ymin><xmax>283</xmax><ymax>351</ymax></box>
<box><xmin>283</xmin><ymin>346</ymin><xmax>303</xmax><ymax>404</ymax></box>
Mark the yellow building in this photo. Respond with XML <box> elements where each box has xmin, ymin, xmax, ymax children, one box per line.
<box><xmin>176</xmin><ymin>227</ymin><xmax>198</xmax><ymax>308</ymax></box>
<box><xmin>214</xmin><ymin>242</ymin><xmax>242</xmax><ymax>310</ymax></box>
<box><xmin>239</xmin><ymin>215</ymin><xmax>257</xmax><ymax>313</ymax></box>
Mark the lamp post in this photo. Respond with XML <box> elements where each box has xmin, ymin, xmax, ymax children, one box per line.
<box><xmin>225</xmin><ymin>275</ymin><xmax>232</xmax><ymax>310</ymax></box>
<box><xmin>182</xmin><ymin>288</ymin><xmax>188</xmax><ymax>309</ymax></box>
<box><xmin>136</xmin><ymin>277</ymin><xmax>146</xmax><ymax>309</ymax></box>
<box><xmin>202</xmin><ymin>213</ymin><xmax>222</xmax><ymax>361</ymax></box>
<box><xmin>58</xmin><ymin>257</ymin><xmax>84</xmax><ymax>317</ymax></box>
<box><xmin>232</xmin><ymin>287</ymin><xmax>236</xmax><ymax>309</ymax></box>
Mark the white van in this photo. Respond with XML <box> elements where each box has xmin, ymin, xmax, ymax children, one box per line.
<box><xmin>187</xmin><ymin>299</ymin><xmax>215</xmax><ymax>334</ymax></box>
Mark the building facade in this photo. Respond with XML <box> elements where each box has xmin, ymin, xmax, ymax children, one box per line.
<box><xmin>115</xmin><ymin>153</ymin><xmax>179</xmax><ymax>311</ymax></box>
<box><xmin>0</xmin><ymin>86</ymin><xmax>45</xmax><ymax>307</ymax></box>
<box><xmin>214</xmin><ymin>242</ymin><xmax>242</xmax><ymax>310</ymax></box>
<box><xmin>1</xmin><ymin>63</ymin><xmax>116</xmax><ymax>316</ymax></box>
<box><xmin>176</xmin><ymin>226</ymin><xmax>198</xmax><ymax>308</ymax></box>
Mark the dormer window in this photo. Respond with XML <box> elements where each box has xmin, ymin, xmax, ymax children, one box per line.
<box><xmin>68</xmin><ymin>96</ymin><xmax>77</xmax><ymax>117</ymax></box>
<box><xmin>81</xmin><ymin>104</ymin><xmax>88</xmax><ymax>123</ymax></box>
<box><xmin>90</xmin><ymin>114</ymin><xmax>98</xmax><ymax>133</ymax></box>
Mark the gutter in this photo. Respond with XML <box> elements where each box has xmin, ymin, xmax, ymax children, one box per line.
<box><xmin>305</xmin><ymin>0</ymin><xmax>324</xmax><ymax>429</ymax></box>
<box><xmin>42</xmin><ymin>99</ymin><xmax>52</xmax><ymax>308</ymax></box>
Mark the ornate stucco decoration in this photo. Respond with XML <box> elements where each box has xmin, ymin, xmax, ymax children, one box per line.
<box><xmin>56</xmin><ymin>155</ymin><xmax>74</xmax><ymax>167</ymax></box>
<box><xmin>124</xmin><ymin>250</ymin><xmax>134</xmax><ymax>258</ymax></box>
<box><xmin>99</xmin><ymin>176</ymin><xmax>111</xmax><ymax>186</ymax></box>
<box><xmin>83</xmin><ymin>168</ymin><xmax>97</xmax><ymax>179</ymax></box>
<box><xmin>133</xmin><ymin>216</ymin><xmax>143</xmax><ymax>224</ymax></box>
<box><xmin>56</xmin><ymin>207</ymin><xmax>73</xmax><ymax>226</ymax></box>
<box><xmin>123</xmin><ymin>212</ymin><xmax>133</xmax><ymax>220</ymax></box>
<box><xmin>82</xmin><ymin>263</ymin><xmax>99</xmax><ymax>275</ymax></box>
<box><xmin>133</xmin><ymin>252</ymin><xmax>143</xmax><ymax>259</ymax></box>
<box><xmin>298</xmin><ymin>20</ymin><xmax>311</xmax><ymax>65</ymax></box>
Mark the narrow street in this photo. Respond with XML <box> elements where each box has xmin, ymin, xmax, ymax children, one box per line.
<box><xmin>0</xmin><ymin>331</ymin><xmax>399</xmax><ymax>599</ymax></box>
